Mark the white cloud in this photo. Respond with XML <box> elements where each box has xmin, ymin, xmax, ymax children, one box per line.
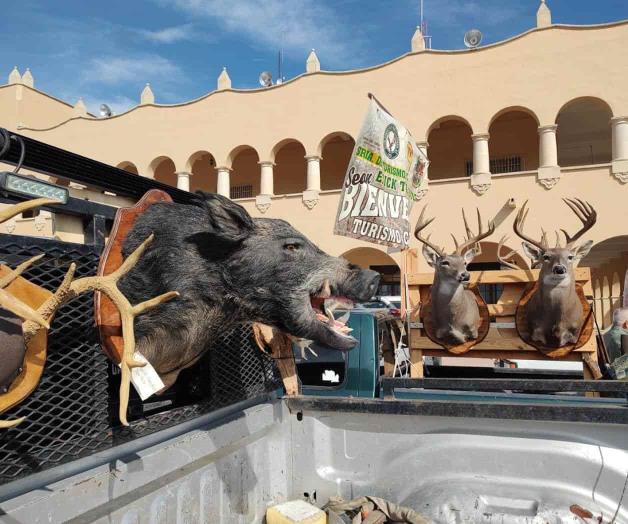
<box><xmin>154</xmin><ymin>0</ymin><xmax>360</xmax><ymax>67</ymax></box>
<box><xmin>84</xmin><ymin>55</ymin><xmax>182</xmax><ymax>86</ymax></box>
<box><xmin>138</xmin><ymin>23</ymin><xmax>197</xmax><ymax>43</ymax></box>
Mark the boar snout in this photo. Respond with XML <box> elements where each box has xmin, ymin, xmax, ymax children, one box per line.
<box><xmin>352</xmin><ymin>269</ymin><xmax>380</xmax><ymax>301</ymax></box>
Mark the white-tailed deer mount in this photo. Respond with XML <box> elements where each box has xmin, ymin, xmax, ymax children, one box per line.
<box><xmin>414</xmin><ymin>206</ymin><xmax>495</xmax><ymax>351</ymax></box>
<box><xmin>512</xmin><ymin>198</ymin><xmax>596</xmax><ymax>354</ymax></box>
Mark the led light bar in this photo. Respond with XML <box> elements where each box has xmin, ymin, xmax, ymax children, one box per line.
<box><xmin>0</xmin><ymin>172</ymin><xmax>68</xmax><ymax>204</ymax></box>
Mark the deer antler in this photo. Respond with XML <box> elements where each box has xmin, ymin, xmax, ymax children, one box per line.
<box><xmin>561</xmin><ymin>198</ymin><xmax>597</xmax><ymax>247</ymax></box>
<box><xmin>0</xmin><ymin>199</ymin><xmax>62</xmax><ymax>329</ymax></box>
<box><xmin>497</xmin><ymin>236</ymin><xmax>521</xmax><ymax>270</ymax></box>
<box><xmin>414</xmin><ymin>206</ymin><xmax>445</xmax><ymax>257</ymax></box>
<box><xmin>513</xmin><ymin>200</ymin><xmax>546</xmax><ymax>252</ymax></box>
<box><xmin>21</xmin><ymin>234</ymin><xmax>179</xmax><ymax>426</ymax></box>
<box><xmin>454</xmin><ymin>208</ymin><xmax>495</xmax><ymax>255</ymax></box>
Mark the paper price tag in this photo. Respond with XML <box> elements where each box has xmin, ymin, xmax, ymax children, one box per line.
<box><xmin>119</xmin><ymin>352</ymin><xmax>165</xmax><ymax>400</ymax></box>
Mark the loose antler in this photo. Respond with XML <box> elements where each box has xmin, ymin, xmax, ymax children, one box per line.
<box><xmin>561</xmin><ymin>198</ymin><xmax>597</xmax><ymax>247</ymax></box>
<box><xmin>497</xmin><ymin>236</ymin><xmax>521</xmax><ymax>270</ymax></box>
<box><xmin>22</xmin><ymin>234</ymin><xmax>179</xmax><ymax>426</ymax></box>
<box><xmin>414</xmin><ymin>206</ymin><xmax>445</xmax><ymax>257</ymax></box>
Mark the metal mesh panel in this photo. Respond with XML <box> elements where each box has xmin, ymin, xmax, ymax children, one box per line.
<box><xmin>0</xmin><ymin>235</ymin><xmax>282</xmax><ymax>485</ymax></box>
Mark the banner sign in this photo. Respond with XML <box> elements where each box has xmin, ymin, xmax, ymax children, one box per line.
<box><xmin>334</xmin><ymin>96</ymin><xmax>429</xmax><ymax>249</ymax></box>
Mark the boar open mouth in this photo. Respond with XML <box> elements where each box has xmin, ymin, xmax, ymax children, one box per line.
<box><xmin>297</xmin><ymin>278</ymin><xmax>357</xmax><ymax>351</ymax></box>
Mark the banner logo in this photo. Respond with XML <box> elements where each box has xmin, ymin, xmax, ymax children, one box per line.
<box><xmin>383</xmin><ymin>123</ymin><xmax>400</xmax><ymax>159</ymax></box>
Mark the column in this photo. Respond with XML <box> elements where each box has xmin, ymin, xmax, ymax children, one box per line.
<box><xmin>470</xmin><ymin>133</ymin><xmax>491</xmax><ymax>194</ymax></box>
<box><xmin>303</xmin><ymin>155</ymin><xmax>321</xmax><ymax>209</ymax></box>
<box><xmin>259</xmin><ymin>161</ymin><xmax>274</xmax><ymax>195</ymax></box>
<box><xmin>176</xmin><ymin>171</ymin><xmax>192</xmax><ymax>191</ymax></box>
<box><xmin>305</xmin><ymin>155</ymin><xmax>321</xmax><ymax>191</ymax></box>
<box><xmin>611</xmin><ymin>116</ymin><xmax>628</xmax><ymax>183</ymax></box>
<box><xmin>256</xmin><ymin>161</ymin><xmax>274</xmax><ymax>214</ymax></box>
<box><xmin>216</xmin><ymin>167</ymin><xmax>230</xmax><ymax>197</ymax></box>
<box><xmin>537</xmin><ymin>124</ymin><xmax>561</xmax><ymax>189</ymax></box>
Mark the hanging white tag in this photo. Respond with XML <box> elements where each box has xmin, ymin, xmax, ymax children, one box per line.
<box><xmin>119</xmin><ymin>352</ymin><xmax>165</xmax><ymax>401</ymax></box>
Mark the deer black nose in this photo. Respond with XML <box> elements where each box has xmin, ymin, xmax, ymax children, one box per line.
<box><xmin>459</xmin><ymin>272</ymin><xmax>471</xmax><ymax>282</ymax></box>
<box><xmin>553</xmin><ymin>265</ymin><xmax>567</xmax><ymax>275</ymax></box>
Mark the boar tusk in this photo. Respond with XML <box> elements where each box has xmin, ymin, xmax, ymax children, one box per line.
<box><xmin>0</xmin><ymin>416</ymin><xmax>26</xmax><ymax>429</ymax></box>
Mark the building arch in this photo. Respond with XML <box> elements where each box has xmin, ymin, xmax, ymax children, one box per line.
<box><xmin>319</xmin><ymin>132</ymin><xmax>355</xmax><ymax>190</ymax></box>
<box><xmin>186</xmin><ymin>150</ymin><xmax>217</xmax><ymax>193</ymax></box>
<box><xmin>581</xmin><ymin>235</ymin><xmax>628</xmax><ymax>328</ymax></box>
<box><xmin>341</xmin><ymin>247</ymin><xmax>400</xmax><ymax>297</ymax></box>
<box><xmin>116</xmin><ymin>161</ymin><xmax>139</xmax><ymax>175</ymax></box>
<box><xmin>555</xmin><ymin>97</ymin><xmax>613</xmax><ymax>167</ymax></box>
<box><xmin>488</xmin><ymin>106</ymin><xmax>540</xmax><ymax>128</ymax></box>
<box><xmin>426</xmin><ymin>116</ymin><xmax>473</xmax><ymax>180</ymax></box>
<box><xmin>489</xmin><ymin>109</ymin><xmax>540</xmax><ymax>173</ymax></box>
<box><xmin>272</xmin><ymin>139</ymin><xmax>307</xmax><ymax>195</ymax></box>
<box><xmin>149</xmin><ymin>156</ymin><xmax>177</xmax><ymax>186</ymax></box>
<box><xmin>229</xmin><ymin>146</ymin><xmax>260</xmax><ymax>199</ymax></box>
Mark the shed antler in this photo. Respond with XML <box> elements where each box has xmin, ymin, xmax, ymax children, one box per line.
<box><xmin>414</xmin><ymin>206</ymin><xmax>445</xmax><ymax>257</ymax></box>
<box><xmin>497</xmin><ymin>236</ymin><xmax>521</xmax><ymax>270</ymax></box>
<box><xmin>453</xmin><ymin>208</ymin><xmax>495</xmax><ymax>256</ymax></box>
<box><xmin>561</xmin><ymin>198</ymin><xmax>597</xmax><ymax>247</ymax></box>
<box><xmin>22</xmin><ymin>234</ymin><xmax>179</xmax><ymax>426</ymax></box>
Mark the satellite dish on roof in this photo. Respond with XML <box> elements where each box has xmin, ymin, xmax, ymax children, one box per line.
<box><xmin>99</xmin><ymin>104</ymin><xmax>112</xmax><ymax>117</ymax></box>
<box><xmin>259</xmin><ymin>71</ymin><xmax>273</xmax><ymax>87</ymax></box>
<box><xmin>463</xmin><ymin>29</ymin><xmax>483</xmax><ymax>48</ymax></box>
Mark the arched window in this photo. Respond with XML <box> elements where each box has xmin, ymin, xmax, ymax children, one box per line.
<box><xmin>489</xmin><ymin>109</ymin><xmax>539</xmax><ymax>173</ymax></box>
<box><xmin>229</xmin><ymin>146</ymin><xmax>260</xmax><ymax>199</ymax></box>
<box><xmin>556</xmin><ymin>98</ymin><xmax>613</xmax><ymax>167</ymax></box>
<box><xmin>116</xmin><ymin>161</ymin><xmax>139</xmax><ymax>175</ymax></box>
<box><xmin>426</xmin><ymin>117</ymin><xmax>473</xmax><ymax>180</ymax></box>
<box><xmin>149</xmin><ymin>156</ymin><xmax>176</xmax><ymax>187</ymax></box>
<box><xmin>187</xmin><ymin>151</ymin><xmax>217</xmax><ymax>193</ymax></box>
<box><xmin>272</xmin><ymin>139</ymin><xmax>307</xmax><ymax>195</ymax></box>
<box><xmin>319</xmin><ymin>132</ymin><xmax>355</xmax><ymax>190</ymax></box>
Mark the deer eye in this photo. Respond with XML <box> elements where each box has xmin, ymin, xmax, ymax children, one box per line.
<box><xmin>567</xmin><ymin>255</ymin><xmax>574</xmax><ymax>261</ymax></box>
<box><xmin>543</xmin><ymin>255</ymin><xmax>551</xmax><ymax>262</ymax></box>
<box><xmin>441</xmin><ymin>260</ymin><xmax>450</xmax><ymax>267</ymax></box>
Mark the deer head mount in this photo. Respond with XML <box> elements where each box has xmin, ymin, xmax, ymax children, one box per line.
<box><xmin>512</xmin><ymin>198</ymin><xmax>596</xmax><ymax>348</ymax></box>
<box><xmin>0</xmin><ymin>198</ymin><xmax>178</xmax><ymax>428</ymax></box>
<box><xmin>414</xmin><ymin>206</ymin><xmax>495</xmax><ymax>345</ymax></box>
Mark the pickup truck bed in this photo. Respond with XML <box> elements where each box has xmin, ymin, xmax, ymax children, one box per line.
<box><xmin>1</xmin><ymin>393</ymin><xmax>626</xmax><ymax>523</ymax></box>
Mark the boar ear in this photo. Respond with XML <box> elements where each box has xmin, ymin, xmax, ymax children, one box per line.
<box><xmin>193</xmin><ymin>191</ymin><xmax>254</xmax><ymax>243</ymax></box>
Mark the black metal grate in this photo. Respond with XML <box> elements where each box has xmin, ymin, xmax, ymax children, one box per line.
<box><xmin>0</xmin><ymin>235</ymin><xmax>282</xmax><ymax>485</ymax></box>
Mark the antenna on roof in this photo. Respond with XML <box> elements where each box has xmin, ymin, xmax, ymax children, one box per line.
<box><xmin>419</xmin><ymin>0</ymin><xmax>432</xmax><ymax>49</ymax></box>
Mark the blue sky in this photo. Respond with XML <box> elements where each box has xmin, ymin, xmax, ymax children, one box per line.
<box><xmin>1</xmin><ymin>1</ymin><xmax>626</xmax><ymax>114</ymax></box>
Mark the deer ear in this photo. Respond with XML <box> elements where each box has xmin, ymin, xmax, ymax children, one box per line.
<box><xmin>573</xmin><ymin>239</ymin><xmax>593</xmax><ymax>260</ymax></box>
<box><xmin>521</xmin><ymin>241</ymin><xmax>543</xmax><ymax>263</ymax></box>
<box><xmin>422</xmin><ymin>244</ymin><xmax>440</xmax><ymax>268</ymax></box>
<box><xmin>463</xmin><ymin>247</ymin><xmax>479</xmax><ymax>265</ymax></box>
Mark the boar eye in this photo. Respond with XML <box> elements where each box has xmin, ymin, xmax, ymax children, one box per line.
<box><xmin>284</xmin><ymin>243</ymin><xmax>300</xmax><ymax>252</ymax></box>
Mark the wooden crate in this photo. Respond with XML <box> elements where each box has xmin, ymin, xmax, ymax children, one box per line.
<box><xmin>403</xmin><ymin>260</ymin><xmax>601</xmax><ymax>380</ymax></box>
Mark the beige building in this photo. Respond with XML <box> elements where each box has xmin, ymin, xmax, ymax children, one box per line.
<box><xmin>0</xmin><ymin>1</ymin><xmax>627</xmax><ymax>326</ymax></box>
